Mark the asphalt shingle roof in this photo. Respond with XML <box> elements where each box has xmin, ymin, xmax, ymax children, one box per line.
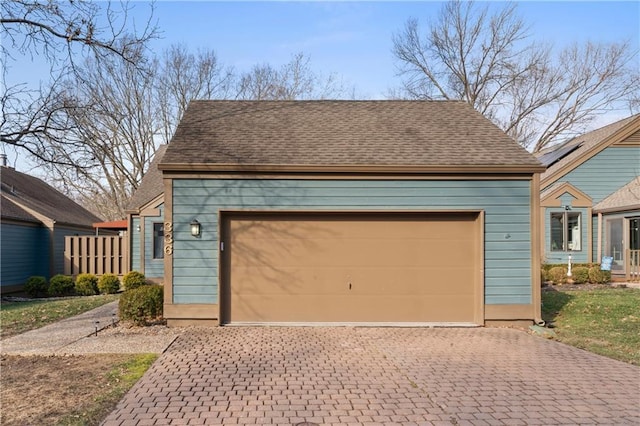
<box><xmin>160</xmin><ymin>100</ymin><xmax>542</xmax><ymax>172</ymax></box>
<box><xmin>593</xmin><ymin>177</ymin><xmax>640</xmax><ymax>213</ymax></box>
<box><xmin>0</xmin><ymin>166</ymin><xmax>102</xmax><ymax>226</ymax></box>
<box><xmin>127</xmin><ymin>145</ymin><xmax>167</xmax><ymax>211</ymax></box>
<box><xmin>0</xmin><ymin>195</ymin><xmax>40</xmax><ymax>223</ymax></box>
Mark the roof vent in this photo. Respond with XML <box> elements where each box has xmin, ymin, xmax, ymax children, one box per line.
<box><xmin>0</xmin><ymin>153</ymin><xmax>6</xmax><ymax>167</ymax></box>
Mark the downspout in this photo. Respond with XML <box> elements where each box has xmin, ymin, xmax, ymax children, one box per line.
<box><xmin>531</xmin><ymin>173</ymin><xmax>545</xmax><ymax>326</ymax></box>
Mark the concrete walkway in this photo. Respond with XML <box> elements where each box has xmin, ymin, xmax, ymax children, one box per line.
<box><xmin>1</xmin><ymin>300</ymin><xmax>182</xmax><ymax>355</ymax></box>
<box><xmin>1</xmin><ymin>301</ymin><xmax>120</xmax><ymax>355</ymax></box>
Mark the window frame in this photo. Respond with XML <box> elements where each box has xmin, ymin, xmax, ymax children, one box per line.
<box><xmin>152</xmin><ymin>222</ymin><xmax>164</xmax><ymax>260</ymax></box>
<box><xmin>550</xmin><ymin>210</ymin><xmax>582</xmax><ymax>252</ymax></box>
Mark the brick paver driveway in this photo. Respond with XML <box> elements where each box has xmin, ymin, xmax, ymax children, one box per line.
<box><xmin>103</xmin><ymin>327</ymin><xmax>639</xmax><ymax>425</ymax></box>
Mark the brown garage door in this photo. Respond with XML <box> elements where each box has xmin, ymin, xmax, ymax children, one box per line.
<box><xmin>221</xmin><ymin>212</ymin><xmax>482</xmax><ymax>324</ymax></box>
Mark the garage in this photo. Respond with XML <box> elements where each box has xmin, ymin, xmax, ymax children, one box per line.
<box><xmin>221</xmin><ymin>212</ymin><xmax>483</xmax><ymax>324</ymax></box>
<box><xmin>159</xmin><ymin>100</ymin><xmax>545</xmax><ymax>327</ymax></box>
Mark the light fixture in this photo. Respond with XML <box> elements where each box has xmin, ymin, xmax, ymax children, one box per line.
<box><xmin>136</xmin><ymin>224</ymin><xmax>141</xmax><ymax>232</ymax></box>
<box><xmin>190</xmin><ymin>219</ymin><xmax>201</xmax><ymax>237</ymax></box>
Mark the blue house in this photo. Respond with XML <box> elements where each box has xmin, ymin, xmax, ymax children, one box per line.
<box><xmin>140</xmin><ymin>100</ymin><xmax>545</xmax><ymax>327</ymax></box>
<box><xmin>537</xmin><ymin>115</ymin><xmax>640</xmax><ymax>278</ymax></box>
<box><xmin>1</xmin><ymin>162</ymin><xmax>102</xmax><ymax>292</ymax></box>
<box><xmin>126</xmin><ymin>145</ymin><xmax>167</xmax><ymax>283</ymax></box>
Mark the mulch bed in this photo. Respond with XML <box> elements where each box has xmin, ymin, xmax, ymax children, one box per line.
<box><xmin>542</xmin><ymin>283</ymin><xmax>631</xmax><ymax>292</ymax></box>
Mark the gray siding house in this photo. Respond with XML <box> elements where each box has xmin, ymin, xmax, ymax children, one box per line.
<box><xmin>1</xmin><ymin>164</ymin><xmax>102</xmax><ymax>291</ymax></box>
<box><xmin>537</xmin><ymin>115</ymin><xmax>640</xmax><ymax>277</ymax></box>
<box><xmin>143</xmin><ymin>100</ymin><xmax>545</xmax><ymax>326</ymax></box>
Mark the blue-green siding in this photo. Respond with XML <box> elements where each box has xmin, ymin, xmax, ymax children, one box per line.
<box><xmin>144</xmin><ymin>204</ymin><xmax>165</xmax><ymax>278</ymax></box>
<box><xmin>131</xmin><ymin>217</ymin><xmax>141</xmax><ymax>272</ymax></box>
<box><xmin>1</xmin><ymin>222</ymin><xmax>48</xmax><ymax>286</ymax></box>
<box><xmin>171</xmin><ymin>179</ymin><xmax>533</xmax><ymax>306</ymax></box>
<box><xmin>546</xmin><ymin>147</ymin><xmax>640</xmax><ymax>203</ymax></box>
<box><xmin>542</xmin><ymin>146</ymin><xmax>640</xmax><ymax>263</ymax></box>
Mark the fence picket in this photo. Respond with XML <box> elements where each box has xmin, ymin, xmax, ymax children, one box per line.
<box><xmin>64</xmin><ymin>236</ymin><xmax>129</xmax><ymax>277</ymax></box>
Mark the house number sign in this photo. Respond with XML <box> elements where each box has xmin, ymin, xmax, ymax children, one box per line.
<box><xmin>164</xmin><ymin>222</ymin><xmax>173</xmax><ymax>255</ymax></box>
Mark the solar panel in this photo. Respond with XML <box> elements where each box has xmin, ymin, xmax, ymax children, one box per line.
<box><xmin>537</xmin><ymin>142</ymin><xmax>582</xmax><ymax>167</ymax></box>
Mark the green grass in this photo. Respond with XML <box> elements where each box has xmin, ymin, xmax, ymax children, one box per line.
<box><xmin>1</xmin><ymin>294</ymin><xmax>119</xmax><ymax>339</ymax></box>
<box><xmin>542</xmin><ymin>287</ymin><xmax>640</xmax><ymax>365</ymax></box>
<box><xmin>56</xmin><ymin>354</ymin><xmax>158</xmax><ymax>426</ymax></box>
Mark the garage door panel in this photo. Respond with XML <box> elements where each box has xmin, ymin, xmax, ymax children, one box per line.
<box><xmin>232</xmin><ymin>238</ymin><xmax>475</xmax><ymax>268</ymax></box>
<box><xmin>225</xmin><ymin>212</ymin><xmax>480</xmax><ymax>324</ymax></box>
<box><xmin>232</xmin><ymin>294</ymin><xmax>476</xmax><ymax>323</ymax></box>
<box><xmin>231</xmin><ymin>266</ymin><xmax>475</xmax><ymax>296</ymax></box>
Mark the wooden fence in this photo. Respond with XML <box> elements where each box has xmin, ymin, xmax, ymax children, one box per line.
<box><xmin>64</xmin><ymin>236</ymin><xmax>129</xmax><ymax>276</ymax></box>
<box><xmin>627</xmin><ymin>249</ymin><xmax>640</xmax><ymax>283</ymax></box>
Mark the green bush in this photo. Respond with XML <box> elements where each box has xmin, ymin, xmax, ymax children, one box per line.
<box><xmin>122</xmin><ymin>271</ymin><xmax>147</xmax><ymax>291</ymax></box>
<box><xmin>588</xmin><ymin>267</ymin><xmax>611</xmax><ymax>284</ymax></box>
<box><xmin>119</xmin><ymin>285</ymin><xmax>163</xmax><ymax>325</ymax></box>
<box><xmin>48</xmin><ymin>274</ymin><xmax>75</xmax><ymax>297</ymax></box>
<box><xmin>548</xmin><ymin>266</ymin><xmax>568</xmax><ymax>285</ymax></box>
<box><xmin>571</xmin><ymin>266</ymin><xmax>589</xmax><ymax>284</ymax></box>
<box><xmin>543</xmin><ymin>263</ymin><xmax>595</xmax><ymax>271</ymax></box>
<box><xmin>541</xmin><ymin>268</ymin><xmax>550</xmax><ymax>283</ymax></box>
<box><xmin>24</xmin><ymin>276</ymin><xmax>48</xmax><ymax>298</ymax></box>
<box><xmin>541</xmin><ymin>263</ymin><xmax>554</xmax><ymax>272</ymax></box>
<box><xmin>98</xmin><ymin>274</ymin><xmax>121</xmax><ymax>294</ymax></box>
<box><xmin>75</xmin><ymin>273</ymin><xmax>98</xmax><ymax>296</ymax></box>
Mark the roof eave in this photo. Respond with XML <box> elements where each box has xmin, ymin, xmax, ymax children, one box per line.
<box><xmin>158</xmin><ymin>163</ymin><xmax>546</xmax><ymax>175</ymax></box>
<box><xmin>593</xmin><ymin>203</ymin><xmax>640</xmax><ymax>214</ymax></box>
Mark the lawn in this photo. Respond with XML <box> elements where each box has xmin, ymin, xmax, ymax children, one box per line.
<box><xmin>541</xmin><ymin>287</ymin><xmax>640</xmax><ymax>365</ymax></box>
<box><xmin>1</xmin><ymin>294</ymin><xmax>119</xmax><ymax>339</ymax></box>
<box><xmin>1</xmin><ymin>353</ymin><xmax>157</xmax><ymax>426</ymax></box>
<box><xmin>1</xmin><ymin>294</ymin><xmax>157</xmax><ymax>425</ymax></box>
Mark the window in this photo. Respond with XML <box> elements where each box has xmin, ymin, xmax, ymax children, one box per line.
<box><xmin>153</xmin><ymin>223</ymin><xmax>164</xmax><ymax>259</ymax></box>
<box><xmin>550</xmin><ymin>211</ymin><xmax>581</xmax><ymax>251</ymax></box>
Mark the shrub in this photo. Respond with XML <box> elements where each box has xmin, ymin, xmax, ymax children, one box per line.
<box><xmin>541</xmin><ymin>268</ymin><xmax>550</xmax><ymax>284</ymax></box>
<box><xmin>570</xmin><ymin>266</ymin><xmax>589</xmax><ymax>284</ymax></box>
<box><xmin>588</xmin><ymin>267</ymin><xmax>611</xmax><ymax>284</ymax></box>
<box><xmin>75</xmin><ymin>273</ymin><xmax>98</xmax><ymax>296</ymax></box>
<box><xmin>98</xmin><ymin>274</ymin><xmax>121</xmax><ymax>294</ymax></box>
<box><xmin>24</xmin><ymin>276</ymin><xmax>48</xmax><ymax>298</ymax></box>
<box><xmin>48</xmin><ymin>274</ymin><xmax>75</xmax><ymax>296</ymax></box>
<box><xmin>119</xmin><ymin>285</ymin><xmax>163</xmax><ymax>325</ymax></box>
<box><xmin>122</xmin><ymin>271</ymin><xmax>147</xmax><ymax>291</ymax></box>
<box><xmin>548</xmin><ymin>266</ymin><xmax>568</xmax><ymax>285</ymax></box>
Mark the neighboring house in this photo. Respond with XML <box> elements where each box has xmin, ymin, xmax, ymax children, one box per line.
<box><xmin>150</xmin><ymin>100</ymin><xmax>545</xmax><ymax>327</ymax></box>
<box><xmin>126</xmin><ymin>145</ymin><xmax>167</xmax><ymax>282</ymax></box>
<box><xmin>1</xmin><ymin>162</ymin><xmax>102</xmax><ymax>291</ymax></box>
<box><xmin>537</xmin><ymin>115</ymin><xmax>640</xmax><ymax>277</ymax></box>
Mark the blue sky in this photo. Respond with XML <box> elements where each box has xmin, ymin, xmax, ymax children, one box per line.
<box><xmin>3</xmin><ymin>1</ymin><xmax>639</xmax><ymax>168</ymax></box>
<box><xmin>6</xmin><ymin>1</ymin><xmax>640</xmax><ymax>99</ymax></box>
<box><xmin>140</xmin><ymin>1</ymin><xmax>639</xmax><ymax>99</ymax></box>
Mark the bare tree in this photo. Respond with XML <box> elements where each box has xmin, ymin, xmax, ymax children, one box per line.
<box><xmin>1</xmin><ymin>0</ymin><xmax>157</xmax><ymax>163</ymax></box>
<box><xmin>36</xmin><ymin>44</ymin><xmax>234</xmax><ymax>220</ymax></box>
<box><xmin>155</xmin><ymin>44</ymin><xmax>235</xmax><ymax>144</ymax></box>
<box><xmin>627</xmin><ymin>72</ymin><xmax>640</xmax><ymax>115</ymax></box>
<box><xmin>40</xmin><ymin>46</ymin><xmax>157</xmax><ymax>219</ymax></box>
<box><xmin>392</xmin><ymin>0</ymin><xmax>638</xmax><ymax>151</ymax></box>
<box><xmin>235</xmin><ymin>53</ymin><xmax>349</xmax><ymax>100</ymax></box>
